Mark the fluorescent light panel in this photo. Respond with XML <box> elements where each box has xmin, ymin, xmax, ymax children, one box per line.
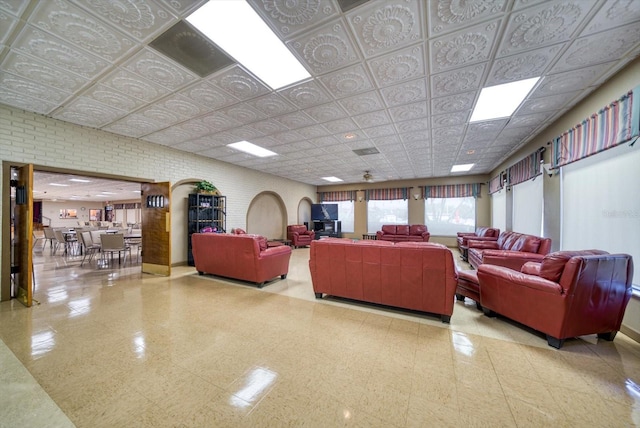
<box><xmin>470</xmin><ymin>77</ymin><xmax>540</xmax><ymax>122</ymax></box>
<box><xmin>187</xmin><ymin>1</ymin><xmax>310</xmax><ymax>90</ymax></box>
<box><xmin>451</xmin><ymin>163</ymin><xmax>474</xmax><ymax>172</ymax></box>
<box><xmin>69</xmin><ymin>178</ymin><xmax>91</xmax><ymax>183</ymax></box>
<box><xmin>322</xmin><ymin>176</ymin><xmax>343</xmax><ymax>182</ymax></box>
<box><xmin>227</xmin><ymin>141</ymin><xmax>277</xmax><ymax>158</ymax></box>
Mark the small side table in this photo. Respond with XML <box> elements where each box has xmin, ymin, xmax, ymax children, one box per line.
<box><xmin>362</xmin><ymin>233</ymin><xmax>377</xmax><ymax>240</ymax></box>
<box><xmin>460</xmin><ymin>245</ymin><xmax>469</xmax><ymax>261</ymax></box>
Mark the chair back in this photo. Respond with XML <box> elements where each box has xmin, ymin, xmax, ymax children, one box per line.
<box><xmin>43</xmin><ymin>228</ymin><xmax>56</xmax><ymax>239</ymax></box>
<box><xmin>100</xmin><ymin>233</ymin><xmax>125</xmax><ymax>251</ymax></box>
<box><xmin>82</xmin><ymin>231</ymin><xmax>95</xmax><ymax>247</ymax></box>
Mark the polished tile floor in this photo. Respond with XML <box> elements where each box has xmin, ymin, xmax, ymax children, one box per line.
<box><xmin>1</xmin><ymin>244</ymin><xmax>639</xmax><ymax>427</ymax></box>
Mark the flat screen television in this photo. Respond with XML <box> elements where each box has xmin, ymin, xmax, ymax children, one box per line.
<box><xmin>311</xmin><ymin>203</ymin><xmax>338</xmax><ymax>221</ymax></box>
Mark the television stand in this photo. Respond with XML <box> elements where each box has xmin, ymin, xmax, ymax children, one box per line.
<box><xmin>316</xmin><ymin>231</ymin><xmax>341</xmax><ymax>239</ymax></box>
<box><xmin>312</xmin><ymin>220</ymin><xmax>341</xmax><ymax>239</ymax></box>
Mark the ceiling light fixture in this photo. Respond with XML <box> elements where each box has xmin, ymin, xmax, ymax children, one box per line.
<box><xmin>186</xmin><ymin>1</ymin><xmax>310</xmax><ymax>90</ymax></box>
<box><xmin>322</xmin><ymin>176</ymin><xmax>343</xmax><ymax>182</ymax></box>
<box><xmin>451</xmin><ymin>163</ymin><xmax>474</xmax><ymax>173</ymax></box>
<box><xmin>69</xmin><ymin>178</ymin><xmax>91</xmax><ymax>183</ymax></box>
<box><xmin>49</xmin><ymin>183</ymin><xmax>70</xmax><ymax>187</ymax></box>
<box><xmin>470</xmin><ymin>77</ymin><xmax>540</xmax><ymax>122</ymax></box>
<box><xmin>227</xmin><ymin>140</ymin><xmax>277</xmax><ymax>157</ymax></box>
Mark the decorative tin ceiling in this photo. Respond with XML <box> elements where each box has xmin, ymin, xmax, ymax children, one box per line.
<box><xmin>1</xmin><ymin>0</ymin><xmax>639</xmax><ymax>185</ymax></box>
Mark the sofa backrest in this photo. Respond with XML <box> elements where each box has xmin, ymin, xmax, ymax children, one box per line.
<box><xmin>539</xmin><ymin>249</ymin><xmax>609</xmax><ymax>283</ymax></box>
<box><xmin>381</xmin><ymin>224</ymin><xmax>397</xmax><ymax>234</ymax></box>
<box><xmin>495</xmin><ymin>230</ymin><xmax>551</xmax><ymax>255</ymax></box>
<box><xmin>287</xmin><ymin>225</ymin><xmax>308</xmax><ymax>234</ymax></box>
<box><xmin>477</xmin><ymin>227</ymin><xmax>499</xmax><ymax>238</ymax></box>
<box><xmin>410</xmin><ymin>224</ymin><xmax>428</xmax><ymax>235</ymax></box>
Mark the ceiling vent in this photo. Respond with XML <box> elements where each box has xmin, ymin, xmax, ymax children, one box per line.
<box><xmin>352</xmin><ymin>147</ymin><xmax>379</xmax><ymax>156</ymax></box>
<box><xmin>150</xmin><ymin>20</ymin><xmax>235</xmax><ymax>77</ymax></box>
<box><xmin>337</xmin><ymin>0</ymin><xmax>371</xmax><ymax>12</ymax></box>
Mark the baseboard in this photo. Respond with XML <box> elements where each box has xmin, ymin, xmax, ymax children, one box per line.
<box><xmin>620</xmin><ymin>325</ymin><xmax>640</xmax><ymax>344</ymax></box>
<box><xmin>172</xmin><ymin>261</ymin><xmax>189</xmax><ymax>267</ymax></box>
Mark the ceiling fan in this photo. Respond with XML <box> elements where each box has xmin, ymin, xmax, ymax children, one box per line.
<box><xmin>363</xmin><ymin>171</ymin><xmax>374</xmax><ymax>183</ymax></box>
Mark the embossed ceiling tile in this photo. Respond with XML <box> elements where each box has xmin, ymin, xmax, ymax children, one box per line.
<box><xmin>431</xmin><ymin>111</ymin><xmax>470</xmax><ymax>128</ymax></box>
<box><xmin>363</xmin><ymin>124</ymin><xmax>397</xmax><ymax>138</ymax></box>
<box><xmin>400</xmin><ymin>131</ymin><xmax>430</xmax><ymax>143</ymax></box>
<box><xmin>0</xmin><ymin>11</ymin><xmax>19</xmax><ymax>44</ymax></box>
<box><xmin>310</xmin><ymin>135</ymin><xmax>341</xmax><ymax>147</ymax></box>
<box><xmin>30</xmin><ymin>0</ymin><xmax>136</xmax><ymax>61</ymax></box>
<box><xmin>516</xmin><ymin>90</ymin><xmax>581</xmax><ymax>115</ymax></box>
<box><xmin>302</xmin><ymin>102</ymin><xmax>347</xmax><ymax>123</ymax></box>
<box><xmin>183</xmin><ymin>81</ymin><xmax>238</xmax><ymax>110</ymax></box>
<box><xmin>431</xmin><ymin>125</ymin><xmax>464</xmax><ymax>140</ymax></box>
<box><xmin>143</xmin><ymin>127</ymin><xmax>193</xmax><ymax>146</ymax></box>
<box><xmin>429</xmin><ymin>19</ymin><xmax>502</xmax><ymax>73</ymax></box>
<box><xmin>273</xmin><ymin>111</ymin><xmax>316</xmax><ymax>129</ymax></box>
<box><xmin>277</xmin><ymin>80</ymin><xmax>332</xmax><ymax>109</ymax></box>
<box><xmin>170</xmin><ymin>139</ymin><xmax>215</xmax><ymax>153</ymax></box>
<box><xmin>322</xmin><ymin>118</ymin><xmax>358</xmax><ymax>134</ymax></box>
<box><xmin>219</xmin><ymin>103</ymin><xmax>267</xmax><ymax>125</ymax></box>
<box><xmin>485</xmin><ymin>44</ymin><xmax>564</xmax><ymax>86</ymax></box>
<box><xmin>495</xmin><ymin>125</ymin><xmax>538</xmax><ymax>142</ymax></box>
<box><xmin>347</xmin><ymin>0</ymin><xmax>423</xmax><ymax>58</ymax></box>
<box><xmin>271</xmin><ymin>130</ymin><xmax>304</xmax><ymax>144</ymax></box>
<box><xmin>102</xmin><ymin>113</ymin><xmax>166</xmax><ymax>137</ymax></box>
<box><xmin>0</xmin><ymin>72</ymin><xmax>71</xmax><ymax>104</ymax></box>
<box><xmin>2</xmin><ymin>51</ymin><xmax>88</xmax><ymax>92</ymax></box>
<box><xmin>0</xmin><ymin>90</ymin><xmax>57</xmax><ymax>115</ymax></box>
<box><xmin>430</xmin><ymin>63</ymin><xmax>486</xmax><ymax>98</ymax></box>
<box><xmin>171</xmin><ymin>120</ymin><xmax>214</xmax><ymax>140</ymax></box>
<box><xmin>137</xmin><ymin>104</ymin><xmax>181</xmax><ymax>126</ymax></box>
<box><xmin>157</xmin><ymin>0</ymin><xmax>208</xmax><ymax>16</ymax></box>
<box><xmin>371</xmin><ymin>135</ymin><xmax>401</xmax><ymax>147</ymax></box>
<box><xmin>248</xmin><ymin>93</ymin><xmax>297</xmax><ymax>117</ymax></box>
<box><xmin>297</xmin><ymin>124</ymin><xmax>330</xmax><ymax>139</ymax></box>
<box><xmin>123</xmin><ymin>48</ymin><xmax>197</xmax><ymax>90</ymax></box>
<box><xmin>0</xmin><ymin>0</ymin><xmax>30</xmax><ymax>17</ymax></box>
<box><xmin>208</xmin><ymin>65</ymin><xmax>270</xmax><ymax>101</ymax></box>
<box><xmin>14</xmin><ymin>26</ymin><xmax>110</xmax><ymax>79</ymax></box>
<box><xmin>157</xmin><ymin>94</ymin><xmax>208</xmax><ymax>120</ymax></box>
<box><xmin>248</xmin><ymin>0</ymin><xmax>337</xmax><ymax>38</ymax></box>
<box><xmin>367</xmin><ymin>43</ymin><xmax>426</xmax><ymax>87</ymax></box>
<box><xmin>431</xmin><ymin>91</ymin><xmax>476</xmax><ymax>115</ymax></box>
<box><xmin>247</xmin><ymin>119</ymin><xmax>288</xmax><ymax>136</ymax></box>
<box><xmin>199</xmin><ymin>112</ymin><xmax>241</xmax><ymax>132</ymax></box>
<box><xmin>496</xmin><ymin>1</ymin><xmax>598</xmax><ymax>57</ymax></box>
<box><xmin>427</xmin><ymin>0</ymin><xmax>508</xmax><ymax>37</ymax></box>
<box><xmin>52</xmin><ymin>97</ymin><xmax>124</xmax><ymax>128</ymax></box>
<box><xmin>71</xmin><ymin>0</ymin><xmax>177</xmax><ymax>42</ymax></box>
<box><xmin>530</xmin><ymin>62</ymin><xmax>616</xmax><ymax>97</ymax></box>
<box><xmin>229</xmin><ymin>126</ymin><xmax>265</xmax><ymax>141</ymax></box>
<box><xmin>580</xmin><ymin>0</ymin><xmax>640</xmax><ymax>36</ymax></box>
<box><xmin>504</xmin><ymin>112</ymin><xmax>553</xmax><ymax>129</ymax></box>
<box><xmin>549</xmin><ymin>23</ymin><xmax>640</xmax><ymax>73</ymax></box>
<box><xmin>101</xmin><ymin>69</ymin><xmax>170</xmax><ymax>102</ymax></box>
<box><xmin>388</xmin><ymin>101</ymin><xmax>428</xmax><ymax>122</ymax></box>
<box><xmin>287</xmin><ymin>19</ymin><xmax>360</xmax><ymax>74</ymax></box>
<box><xmin>432</xmin><ymin>135</ymin><xmax>462</xmax><ymax>147</ymax></box>
<box><xmin>83</xmin><ymin>84</ymin><xmax>143</xmax><ymax>111</ymax></box>
<box><xmin>318</xmin><ymin>63</ymin><xmax>375</xmax><ymax>98</ymax></box>
<box><xmin>464</xmin><ymin>119</ymin><xmax>508</xmax><ymax>141</ymax></box>
<box><xmin>338</xmin><ymin>90</ymin><xmax>385</xmax><ymax>115</ymax></box>
<box><xmin>352</xmin><ymin>110</ymin><xmax>391</xmax><ymax>128</ymax></box>
<box><xmin>396</xmin><ymin>118</ymin><xmax>429</xmax><ymax>133</ymax></box>
<box><xmin>379</xmin><ymin>78</ymin><xmax>427</xmax><ymax>107</ymax></box>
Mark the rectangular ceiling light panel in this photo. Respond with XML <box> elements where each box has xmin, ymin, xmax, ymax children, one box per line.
<box><xmin>187</xmin><ymin>0</ymin><xmax>311</xmax><ymax>89</ymax></box>
<box><xmin>227</xmin><ymin>141</ymin><xmax>277</xmax><ymax>157</ymax></box>
<box><xmin>470</xmin><ymin>77</ymin><xmax>540</xmax><ymax>123</ymax></box>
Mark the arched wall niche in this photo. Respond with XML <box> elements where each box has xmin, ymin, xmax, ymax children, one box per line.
<box><xmin>297</xmin><ymin>197</ymin><xmax>313</xmax><ymax>226</ymax></box>
<box><xmin>246</xmin><ymin>191</ymin><xmax>287</xmax><ymax>239</ymax></box>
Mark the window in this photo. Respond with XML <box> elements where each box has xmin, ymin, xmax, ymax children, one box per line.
<box><xmin>491</xmin><ymin>191</ymin><xmax>506</xmax><ymax>232</ymax></box>
<box><xmin>512</xmin><ymin>177</ymin><xmax>543</xmax><ymax>236</ymax></box>
<box><xmin>335</xmin><ymin>200</ymin><xmax>354</xmax><ymax>233</ymax></box>
<box><xmin>367</xmin><ymin>200</ymin><xmax>408</xmax><ymax>233</ymax></box>
<box><xmin>424</xmin><ymin>196</ymin><xmax>475</xmax><ymax>236</ymax></box>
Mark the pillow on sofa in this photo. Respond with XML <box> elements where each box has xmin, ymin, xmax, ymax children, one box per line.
<box><xmin>381</xmin><ymin>225</ymin><xmax>397</xmax><ymax>234</ymax></box>
<box><xmin>521</xmin><ymin>262</ymin><xmax>541</xmax><ymax>276</ymax></box>
<box><xmin>510</xmin><ymin>235</ymin><xmax>541</xmax><ymax>253</ymax></box>
<box><xmin>256</xmin><ymin>236</ymin><xmax>268</xmax><ymax>251</ymax></box>
<box><xmin>540</xmin><ymin>250</ymin><xmax>609</xmax><ymax>282</ymax></box>
<box><xmin>396</xmin><ymin>225</ymin><xmax>410</xmax><ymax>235</ymax></box>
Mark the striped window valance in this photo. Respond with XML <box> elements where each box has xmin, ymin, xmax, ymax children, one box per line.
<box><xmin>365</xmin><ymin>187</ymin><xmax>409</xmax><ymax>201</ymax></box>
<box><xmin>422</xmin><ymin>183</ymin><xmax>482</xmax><ymax>199</ymax></box>
<box><xmin>506</xmin><ymin>149</ymin><xmax>543</xmax><ymax>186</ymax></box>
<box><xmin>488</xmin><ymin>174</ymin><xmax>504</xmax><ymax>194</ymax></box>
<box><xmin>551</xmin><ymin>85</ymin><xmax>639</xmax><ymax>168</ymax></box>
<box><xmin>318</xmin><ymin>190</ymin><xmax>356</xmax><ymax>202</ymax></box>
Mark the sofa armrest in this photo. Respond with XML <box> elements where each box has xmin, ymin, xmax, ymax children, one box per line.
<box><xmin>467</xmin><ymin>240</ymin><xmax>500</xmax><ymax>250</ymax></box>
<box><xmin>478</xmin><ymin>264</ymin><xmax>562</xmax><ymax>295</ymax></box>
<box><xmin>467</xmin><ymin>236</ymin><xmax>499</xmax><ymax>242</ymax></box>
<box><xmin>457</xmin><ymin>232</ymin><xmax>476</xmax><ymax>237</ymax></box>
<box><xmin>306</xmin><ymin>230</ymin><xmax>315</xmax><ymax>239</ymax></box>
<box><xmin>481</xmin><ymin>250</ymin><xmax>546</xmax><ymax>271</ymax></box>
<box><xmin>257</xmin><ymin>245</ymin><xmax>292</xmax><ymax>259</ymax></box>
<box><xmin>422</xmin><ymin>232</ymin><xmax>430</xmax><ymax>241</ymax></box>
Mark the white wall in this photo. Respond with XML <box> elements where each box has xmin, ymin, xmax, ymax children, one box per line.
<box><xmin>41</xmin><ymin>201</ymin><xmax>105</xmax><ymax>228</ymax></box>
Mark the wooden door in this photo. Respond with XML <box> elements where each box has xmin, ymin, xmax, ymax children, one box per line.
<box><xmin>141</xmin><ymin>182</ymin><xmax>171</xmax><ymax>276</ymax></box>
<box><xmin>13</xmin><ymin>164</ymin><xmax>34</xmax><ymax>306</ymax></box>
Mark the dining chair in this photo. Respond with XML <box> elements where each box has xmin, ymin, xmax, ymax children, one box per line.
<box><xmin>81</xmin><ymin>231</ymin><xmax>101</xmax><ymax>266</ymax></box>
<box><xmin>100</xmin><ymin>233</ymin><xmax>131</xmax><ymax>265</ymax></box>
<box><xmin>43</xmin><ymin>227</ymin><xmax>56</xmax><ymax>250</ymax></box>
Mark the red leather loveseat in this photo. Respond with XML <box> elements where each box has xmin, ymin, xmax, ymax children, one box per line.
<box><xmin>375</xmin><ymin>224</ymin><xmax>430</xmax><ymax>242</ymax></box>
<box><xmin>467</xmin><ymin>230</ymin><xmax>551</xmax><ymax>271</ymax></box>
<box><xmin>287</xmin><ymin>225</ymin><xmax>315</xmax><ymax>248</ymax></box>
<box><xmin>309</xmin><ymin>239</ymin><xmax>457</xmax><ymax>322</ymax></box>
<box><xmin>477</xmin><ymin>250</ymin><xmax>634</xmax><ymax>348</ymax></box>
<box><xmin>191</xmin><ymin>233</ymin><xmax>292</xmax><ymax>287</ymax></box>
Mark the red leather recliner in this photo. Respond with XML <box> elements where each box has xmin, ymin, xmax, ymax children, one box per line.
<box><xmin>287</xmin><ymin>225</ymin><xmax>315</xmax><ymax>248</ymax></box>
<box><xmin>477</xmin><ymin>250</ymin><xmax>634</xmax><ymax>348</ymax></box>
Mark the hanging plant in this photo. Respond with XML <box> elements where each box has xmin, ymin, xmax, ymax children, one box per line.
<box><xmin>194</xmin><ymin>180</ymin><xmax>217</xmax><ymax>194</ymax></box>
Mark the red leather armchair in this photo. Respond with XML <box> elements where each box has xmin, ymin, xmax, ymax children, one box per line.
<box><xmin>477</xmin><ymin>250</ymin><xmax>634</xmax><ymax>348</ymax></box>
<box><xmin>287</xmin><ymin>225</ymin><xmax>315</xmax><ymax>248</ymax></box>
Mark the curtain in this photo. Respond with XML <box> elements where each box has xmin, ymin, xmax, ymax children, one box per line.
<box><xmin>506</xmin><ymin>149</ymin><xmax>543</xmax><ymax>186</ymax></box>
<box><xmin>488</xmin><ymin>174</ymin><xmax>503</xmax><ymax>194</ymax></box>
<box><xmin>551</xmin><ymin>85</ymin><xmax>639</xmax><ymax>168</ymax></box>
<box><xmin>365</xmin><ymin>187</ymin><xmax>409</xmax><ymax>201</ymax></box>
<box><xmin>422</xmin><ymin>183</ymin><xmax>482</xmax><ymax>198</ymax></box>
<box><xmin>318</xmin><ymin>190</ymin><xmax>356</xmax><ymax>202</ymax></box>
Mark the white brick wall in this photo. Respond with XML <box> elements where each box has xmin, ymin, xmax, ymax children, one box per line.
<box><xmin>1</xmin><ymin>105</ymin><xmax>316</xmax><ymax>274</ymax></box>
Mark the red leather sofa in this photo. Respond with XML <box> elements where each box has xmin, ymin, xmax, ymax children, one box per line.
<box><xmin>457</xmin><ymin>227</ymin><xmax>500</xmax><ymax>253</ymax></box>
<box><xmin>287</xmin><ymin>225</ymin><xmax>315</xmax><ymax>248</ymax></box>
<box><xmin>467</xmin><ymin>230</ymin><xmax>551</xmax><ymax>270</ymax></box>
<box><xmin>375</xmin><ymin>224</ymin><xmax>430</xmax><ymax>242</ymax></box>
<box><xmin>191</xmin><ymin>233</ymin><xmax>292</xmax><ymax>287</ymax></box>
<box><xmin>309</xmin><ymin>239</ymin><xmax>457</xmax><ymax>322</ymax></box>
<box><xmin>477</xmin><ymin>250</ymin><xmax>634</xmax><ymax>348</ymax></box>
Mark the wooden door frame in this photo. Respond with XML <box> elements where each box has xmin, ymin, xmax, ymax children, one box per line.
<box><xmin>1</xmin><ymin>161</ymin><xmax>155</xmax><ymax>302</ymax></box>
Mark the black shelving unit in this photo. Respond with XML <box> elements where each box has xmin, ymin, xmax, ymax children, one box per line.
<box><xmin>187</xmin><ymin>193</ymin><xmax>226</xmax><ymax>266</ymax></box>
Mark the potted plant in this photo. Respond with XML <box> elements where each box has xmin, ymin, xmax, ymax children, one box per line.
<box><xmin>194</xmin><ymin>180</ymin><xmax>217</xmax><ymax>194</ymax></box>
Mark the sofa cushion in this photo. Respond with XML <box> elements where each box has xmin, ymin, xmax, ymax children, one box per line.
<box><xmin>381</xmin><ymin>225</ymin><xmax>397</xmax><ymax>234</ymax></box>
<box><xmin>521</xmin><ymin>262</ymin><xmax>541</xmax><ymax>276</ymax></box>
<box><xmin>410</xmin><ymin>224</ymin><xmax>427</xmax><ymax>236</ymax></box>
<box><xmin>539</xmin><ymin>250</ymin><xmax>609</xmax><ymax>282</ymax></box>
<box><xmin>396</xmin><ymin>225</ymin><xmax>410</xmax><ymax>235</ymax></box>
<box><xmin>510</xmin><ymin>235</ymin><xmax>541</xmax><ymax>253</ymax></box>
<box><xmin>256</xmin><ymin>236</ymin><xmax>268</xmax><ymax>251</ymax></box>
